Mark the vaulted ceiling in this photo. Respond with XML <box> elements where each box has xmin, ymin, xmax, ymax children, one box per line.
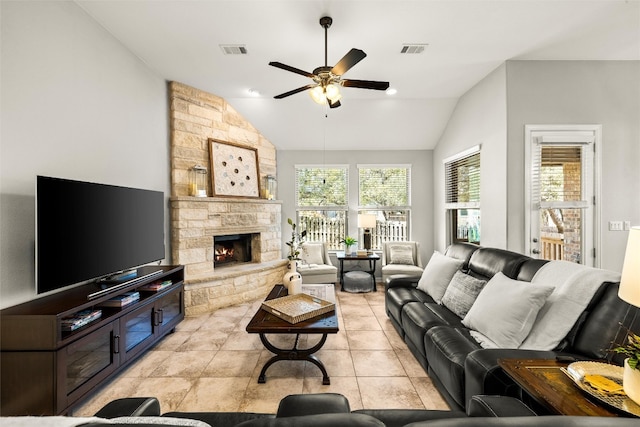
<box><xmin>76</xmin><ymin>0</ymin><xmax>639</xmax><ymax>150</ymax></box>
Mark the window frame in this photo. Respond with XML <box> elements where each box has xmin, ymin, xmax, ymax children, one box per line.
<box><xmin>443</xmin><ymin>146</ymin><xmax>481</xmax><ymax>245</ymax></box>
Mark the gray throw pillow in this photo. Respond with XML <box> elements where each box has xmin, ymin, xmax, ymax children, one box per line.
<box><xmin>440</xmin><ymin>271</ymin><xmax>487</xmax><ymax>318</ymax></box>
<box><xmin>462</xmin><ymin>272</ymin><xmax>555</xmax><ymax>348</ymax></box>
<box><xmin>389</xmin><ymin>244</ymin><xmax>415</xmax><ymax>265</ymax></box>
<box><xmin>416</xmin><ymin>251</ymin><xmax>464</xmax><ymax>304</ymax></box>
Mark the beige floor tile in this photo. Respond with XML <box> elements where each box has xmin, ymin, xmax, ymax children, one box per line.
<box><xmin>179</xmin><ymin>328</ymin><xmax>230</xmax><ymax>351</ymax></box>
<box><xmin>220</xmin><ymin>331</ymin><xmax>264</xmax><ymax>350</ymax></box>
<box><xmin>129</xmin><ymin>377</ymin><xmax>196</xmax><ymax>412</ymax></box>
<box><xmin>410</xmin><ymin>377</ymin><xmax>450</xmax><ymax>410</ymax></box>
<box><xmin>211</xmin><ymin>304</ymin><xmax>251</xmax><ymax>319</ymax></box>
<box><xmin>341</xmin><ymin>304</ymin><xmax>375</xmax><ymax>318</ymax></box>
<box><xmin>316</xmin><ymin>331</ymin><xmax>349</xmax><ymax>350</ymax></box>
<box><xmin>120</xmin><ymin>350</ymin><xmax>174</xmax><ymax>377</ymax></box>
<box><xmin>396</xmin><ymin>349</ymin><xmax>428</xmax><ymax>377</ymax></box>
<box><xmin>150</xmin><ymin>331</ymin><xmax>191</xmax><ymax>351</ymax></box>
<box><xmin>177</xmin><ymin>377</ymin><xmax>252</xmax><ymax>412</ymax></box>
<box><xmin>302</xmin><ymin>376</ymin><xmax>363</xmax><ymax>410</ymax></box>
<box><xmin>150</xmin><ymin>350</ymin><xmax>215</xmax><ymax>377</ymax></box>
<box><xmin>347</xmin><ymin>330</ymin><xmax>393</xmax><ymax>350</ymax></box>
<box><xmin>343</xmin><ymin>315</ymin><xmax>382</xmax><ymax>331</ymax></box>
<box><xmin>176</xmin><ymin>314</ymin><xmax>212</xmax><ymax>331</ymax></box>
<box><xmin>351</xmin><ymin>350</ymin><xmax>406</xmax><ymax>377</ymax></box>
<box><xmin>202</xmin><ymin>350</ymin><xmax>261</xmax><ymax>377</ymax></box>
<box><xmin>384</xmin><ymin>328</ymin><xmax>409</xmax><ymax>349</ymax></box>
<box><xmin>252</xmin><ymin>350</ymin><xmax>306</xmax><ymax>379</ymax></box>
<box><xmin>304</xmin><ymin>349</ymin><xmax>355</xmax><ymax>377</ymax></box>
<box><xmin>358</xmin><ymin>377</ymin><xmax>425</xmax><ymax>409</ymax></box>
<box><xmin>200</xmin><ymin>316</ymin><xmax>239</xmax><ymax>332</ymax></box>
<box><xmin>240</xmin><ymin>378</ymin><xmax>304</xmax><ymax>413</ymax></box>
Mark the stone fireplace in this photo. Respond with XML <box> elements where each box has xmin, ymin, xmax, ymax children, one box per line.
<box><xmin>169</xmin><ymin>81</ymin><xmax>286</xmax><ymax>315</ymax></box>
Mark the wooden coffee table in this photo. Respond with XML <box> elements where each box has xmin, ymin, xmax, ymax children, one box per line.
<box><xmin>499</xmin><ymin>358</ymin><xmax>620</xmax><ymax>417</ymax></box>
<box><xmin>246</xmin><ymin>285</ymin><xmax>339</xmax><ymax>385</ymax></box>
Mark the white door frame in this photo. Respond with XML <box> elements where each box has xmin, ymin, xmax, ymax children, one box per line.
<box><xmin>524</xmin><ymin>124</ymin><xmax>602</xmax><ymax>267</ymax></box>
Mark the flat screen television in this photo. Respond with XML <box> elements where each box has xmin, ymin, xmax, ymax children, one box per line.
<box><xmin>36</xmin><ymin>175</ymin><xmax>165</xmax><ymax>295</ymax></box>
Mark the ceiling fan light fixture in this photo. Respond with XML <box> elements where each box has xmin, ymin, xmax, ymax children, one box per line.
<box><xmin>310</xmin><ymin>86</ymin><xmax>327</xmax><ymax>105</ymax></box>
<box><xmin>325</xmin><ymin>83</ymin><xmax>341</xmax><ymax>102</ymax></box>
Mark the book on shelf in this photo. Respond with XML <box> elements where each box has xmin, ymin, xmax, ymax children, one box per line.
<box><xmin>61</xmin><ymin>309</ymin><xmax>102</xmax><ymax>331</ymax></box>
<box><xmin>138</xmin><ymin>279</ymin><xmax>173</xmax><ymax>292</ymax></box>
<box><xmin>98</xmin><ymin>291</ymin><xmax>140</xmax><ymax>308</ymax></box>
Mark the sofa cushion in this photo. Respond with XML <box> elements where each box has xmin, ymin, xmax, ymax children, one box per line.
<box><xmin>462</xmin><ymin>272</ymin><xmax>554</xmax><ymax>348</ymax></box>
<box><xmin>417</xmin><ymin>252</ymin><xmax>464</xmax><ymax>303</ymax></box>
<box><xmin>401</xmin><ymin>302</ymin><xmax>464</xmax><ymax>359</ymax></box>
<box><xmin>386</xmin><ymin>287</ymin><xmax>434</xmax><ymax>326</ymax></box>
<box><xmin>441</xmin><ymin>272</ymin><xmax>487</xmax><ymax>318</ymax></box>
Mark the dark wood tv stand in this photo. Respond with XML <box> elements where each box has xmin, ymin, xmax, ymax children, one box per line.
<box><xmin>0</xmin><ymin>265</ymin><xmax>184</xmax><ymax>415</ymax></box>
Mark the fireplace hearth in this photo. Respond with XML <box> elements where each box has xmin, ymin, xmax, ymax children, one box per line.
<box><xmin>214</xmin><ymin>234</ymin><xmax>253</xmax><ymax>267</ymax></box>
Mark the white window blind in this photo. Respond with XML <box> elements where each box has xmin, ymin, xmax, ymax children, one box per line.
<box><xmin>358</xmin><ymin>165</ymin><xmax>410</xmax><ymax>207</ymax></box>
<box><xmin>295</xmin><ymin>166</ymin><xmax>348</xmax><ymax>208</ymax></box>
<box><xmin>444</xmin><ymin>148</ymin><xmax>480</xmax><ymax>208</ymax></box>
<box><xmin>531</xmin><ymin>142</ymin><xmax>591</xmax><ymax>210</ymax></box>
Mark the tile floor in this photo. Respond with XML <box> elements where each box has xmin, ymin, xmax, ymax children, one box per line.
<box><xmin>73</xmin><ymin>287</ymin><xmax>449</xmax><ymax>416</ymax></box>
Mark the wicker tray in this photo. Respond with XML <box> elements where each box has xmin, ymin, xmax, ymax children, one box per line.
<box><xmin>562</xmin><ymin>361</ymin><xmax>640</xmax><ymax>417</ymax></box>
<box><xmin>261</xmin><ymin>293</ymin><xmax>335</xmax><ymax>324</ymax></box>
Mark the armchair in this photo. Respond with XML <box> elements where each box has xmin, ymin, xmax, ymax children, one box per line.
<box><xmin>297</xmin><ymin>242</ymin><xmax>338</xmax><ymax>284</ymax></box>
<box><xmin>381</xmin><ymin>241</ymin><xmax>424</xmax><ymax>283</ymax></box>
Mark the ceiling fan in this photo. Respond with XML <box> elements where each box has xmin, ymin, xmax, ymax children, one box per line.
<box><xmin>269</xmin><ymin>16</ymin><xmax>390</xmax><ymax>109</ymax></box>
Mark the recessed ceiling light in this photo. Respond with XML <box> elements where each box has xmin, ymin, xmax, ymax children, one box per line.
<box><xmin>386</xmin><ymin>88</ymin><xmax>397</xmax><ymax>95</ymax></box>
<box><xmin>248</xmin><ymin>89</ymin><xmax>260</xmax><ymax>97</ymax></box>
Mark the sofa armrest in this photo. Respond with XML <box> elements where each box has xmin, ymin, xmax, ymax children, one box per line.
<box><xmin>467</xmin><ymin>395</ymin><xmax>537</xmax><ymax>417</ymax></box>
<box><xmin>93</xmin><ymin>397</ymin><xmax>161</xmax><ymax>418</ymax></box>
<box><xmin>353</xmin><ymin>409</ymin><xmax>465</xmax><ymax>427</ymax></box>
<box><xmin>385</xmin><ymin>274</ymin><xmax>421</xmax><ymax>289</ymax></box>
<box><xmin>276</xmin><ymin>393</ymin><xmax>350</xmax><ymax>417</ymax></box>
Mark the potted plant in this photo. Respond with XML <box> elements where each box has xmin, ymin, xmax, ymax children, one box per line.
<box><xmin>340</xmin><ymin>236</ymin><xmax>357</xmax><ymax>255</ymax></box>
<box><xmin>613</xmin><ymin>329</ymin><xmax>640</xmax><ymax>404</ymax></box>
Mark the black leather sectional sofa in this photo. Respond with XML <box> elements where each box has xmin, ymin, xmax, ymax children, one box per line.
<box><xmin>20</xmin><ymin>393</ymin><xmax>636</xmax><ymax>426</ymax></box>
<box><xmin>385</xmin><ymin>242</ymin><xmax>640</xmax><ymax>411</ymax></box>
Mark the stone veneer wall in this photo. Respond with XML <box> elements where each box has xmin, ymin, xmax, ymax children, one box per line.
<box><xmin>169</xmin><ymin>81</ymin><xmax>286</xmax><ymax>314</ymax></box>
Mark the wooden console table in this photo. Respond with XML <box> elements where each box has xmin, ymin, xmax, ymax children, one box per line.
<box><xmin>499</xmin><ymin>358</ymin><xmax>620</xmax><ymax>417</ymax></box>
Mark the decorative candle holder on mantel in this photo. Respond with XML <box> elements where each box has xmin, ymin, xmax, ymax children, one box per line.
<box><xmin>189</xmin><ymin>165</ymin><xmax>208</xmax><ymax>197</ymax></box>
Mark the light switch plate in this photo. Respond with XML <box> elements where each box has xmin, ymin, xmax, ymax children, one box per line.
<box><xmin>609</xmin><ymin>221</ymin><xmax>623</xmax><ymax>231</ymax></box>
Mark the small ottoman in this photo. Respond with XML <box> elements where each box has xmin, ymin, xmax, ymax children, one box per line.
<box><xmin>342</xmin><ymin>271</ymin><xmax>375</xmax><ymax>293</ymax></box>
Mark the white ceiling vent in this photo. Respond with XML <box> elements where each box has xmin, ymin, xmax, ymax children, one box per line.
<box><xmin>400</xmin><ymin>44</ymin><xmax>428</xmax><ymax>54</ymax></box>
<box><xmin>220</xmin><ymin>44</ymin><xmax>248</xmax><ymax>55</ymax></box>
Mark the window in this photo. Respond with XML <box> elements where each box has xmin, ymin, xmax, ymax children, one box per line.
<box><xmin>444</xmin><ymin>146</ymin><xmax>481</xmax><ymax>244</ymax></box>
<box><xmin>295</xmin><ymin>165</ymin><xmax>348</xmax><ymax>250</ymax></box>
<box><xmin>358</xmin><ymin>165</ymin><xmax>411</xmax><ymax>250</ymax></box>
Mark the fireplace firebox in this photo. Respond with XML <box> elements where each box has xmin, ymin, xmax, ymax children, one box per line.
<box><xmin>214</xmin><ymin>234</ymin><xmax>253</xmax><ymax>267</ymax></box>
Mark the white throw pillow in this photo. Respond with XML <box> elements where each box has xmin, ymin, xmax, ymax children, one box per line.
<box><xmin>416</xmin><ymin>251</ymin><xmax>464</xmax><ymax>303</ymax></box>
<box><xmin>302</xmin><ymin>243</ymin><xmax>324</xmax><ymax>265</ymax></box>
<box><xmin>389</xmin><ymin>244</ymin><xmax>415</xmax><ymax>265</ymax></box>
<box><xmin>462</xmin><ymin>272</ymin><xmax>555</xmax><ymax>348</ymax></box>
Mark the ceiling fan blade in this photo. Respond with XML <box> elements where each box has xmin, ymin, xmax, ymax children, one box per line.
<box><xmin>342</xmin><ymin>79</ymin><xmax>390</xmax><ymax>91</ymax></box>
<box><xmin>329</xmin><ymin>100</ymin><xmax>341</xmax><ymax>109</ymax></box>
<box><xmin>269</xmin><ymin>62</ymin><xmax>315</xmax><ymax>78</ymax></box>
<box><xmin>331</xmin><ymin>49</ymin><xmax>367</xmax><ymax>76</ymax></box>
<box><xmin>274</xmin><ymin>84</ymin><xmax>317</xmax><ymax>99</ymax></box>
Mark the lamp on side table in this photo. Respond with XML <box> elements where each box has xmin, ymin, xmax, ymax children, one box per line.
<box><xmin>358</xmin><ymin>214</ymin><xmax>377</xmax><ymax>253</ymax></box>
<box><xmin>617</xmin><ymin>226</ymin><xmax>640</xmax><ymax>405</ymax></box>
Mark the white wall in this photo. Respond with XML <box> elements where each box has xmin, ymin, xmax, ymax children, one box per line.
<box><xmin>432</xmin><ymin>64</ymin><xmax>508</xmax><ymax>253</ymax></box>
<box><xmin>505</xmin><ymin>60</ymin><xmax>640</xmax><ymax>271</ymax></box>
<box><xmin>277</xmin><ymin>149</ymin><xmax>434</xmax><ymax>275</ymax></box>
<box><xmin>1</xmin><ymin>2</ymin><xmax>169</xmax><ymax>308</ymax></box>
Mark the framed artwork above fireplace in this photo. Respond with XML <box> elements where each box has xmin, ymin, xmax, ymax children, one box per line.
<box><xmin>209</xmin><ymin>138</ymin><xmax>260</xmax><ymax>198</ymax></box>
